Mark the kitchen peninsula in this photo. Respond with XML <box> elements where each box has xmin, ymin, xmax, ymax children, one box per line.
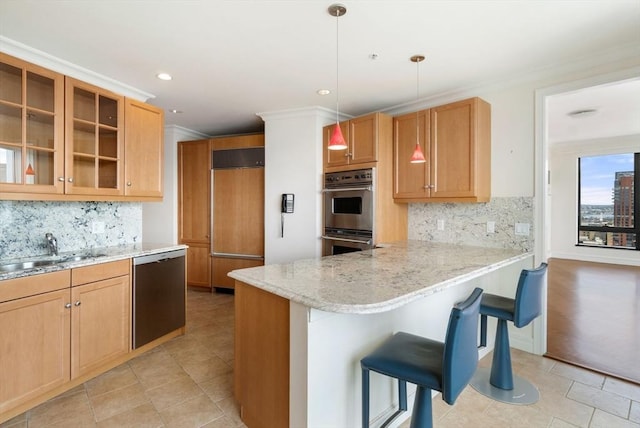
<box><xmin>229</xmin><ymin>241</ymin><xmax>533</xmax><ymax>428</ymax></box>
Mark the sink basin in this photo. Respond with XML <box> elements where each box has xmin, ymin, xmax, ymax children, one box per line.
<box><xmin>62</xmin><ymin>255</ymin><xmax>94</xmax><ymax>262</ymax></box>
<box><xmin>0</xmin><ymin>253</ymin><xmax>108</xmax><ymax>273</ymax></box>
<box><xmin>0</xmin><ymin>259</ymin><xmax>59</xmax><ymax>273</ymax></box>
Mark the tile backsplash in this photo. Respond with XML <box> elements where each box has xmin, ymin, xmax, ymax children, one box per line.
<box><xmin>0</xmin><ymin>201</ymin><xmax>142</xmax><ymax>259</ymax></box>
<box><xmin>408</xmin><ymin>197</ymin><xmax>534</xmax><ymax>252</ymax></box>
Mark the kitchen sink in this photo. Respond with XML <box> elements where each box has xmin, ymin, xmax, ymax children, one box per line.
<box><xmin>61</xmin><ymin>254</ymin><xmax>105</xmax><ymax>262</ymax></box>
<box><xmin>0</xmin><ymin>259</ymin><xmax>59</xmax><ymax>273</ymax></box>
<box><xmin>0</xmin><ymin>253</ymin><xmax>108</xmax><ymax>273</ymax></box>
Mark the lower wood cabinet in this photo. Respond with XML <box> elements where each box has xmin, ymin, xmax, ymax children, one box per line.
<box><xmin>71</xmin><ymin>274</ymin><xmax>130</xmax><ymax>379</ymax></box>
<box><xmin>0</xmin><ymin>259</ymin><xmax>134</xmax><ymax>423</ymax></box>
<box><xmin>0</xmin><ymin>288</ymin><xmax>71</xmax><ymax>415</ymax></box>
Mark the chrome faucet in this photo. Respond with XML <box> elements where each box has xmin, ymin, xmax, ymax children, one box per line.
<box><xmin>45</xmin><ymin>233</ymin><xmax>58</xmax><ymax>256</ymax></box>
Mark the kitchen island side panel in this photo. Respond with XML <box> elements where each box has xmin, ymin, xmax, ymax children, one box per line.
<box><xmin>290</xmin><ymin>256</ymin><xmax>532</xmax><ymax>427</ymax></box>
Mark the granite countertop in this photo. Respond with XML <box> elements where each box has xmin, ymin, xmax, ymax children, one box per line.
<box><xmin>228</xmin><ymin>240</ymin><xmax>532</xmax><ymax>314</ymax></box>
<box><xmin>0</xmin><ymin>243</ymin><xmax>187</xmax><ymax>281</ymax></box>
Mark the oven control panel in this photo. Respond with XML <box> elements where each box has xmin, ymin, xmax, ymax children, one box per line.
<box><xmin>324</xmin><ymin>168</ymin><xmax>373</xmax><ymax>187</ymax></box>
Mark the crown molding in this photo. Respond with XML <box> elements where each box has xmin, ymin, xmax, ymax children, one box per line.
<box><xmin>0</xmin><ymin>36</ymin><xmax>155</xmax><ymax>101</ymax></box>
<box><xmin>383</xmin><ymin>42</ymin><xmax>640</xmax><ymax>116</ymax></box>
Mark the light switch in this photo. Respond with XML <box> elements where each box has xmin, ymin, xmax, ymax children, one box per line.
<box><xmin>437</xmin><ymin>219</ymin><xmax>445</xmax><ymax>231</ymax></box>
<box><xmin>487</xmin><ymin>221</ymin><xmax>495</xmax><ymax>234</ymax></box>
<box><xmin>515</xmin><ymin>222</ymin><xmax>530</xmax><ymax>236</ymax></box>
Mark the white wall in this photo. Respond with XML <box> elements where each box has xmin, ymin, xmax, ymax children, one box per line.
<box><xmin>142</xmin><ymin>125</ymin><xmax>208</xmax><ymax>244</ymax></box>
<box><xmin>258</xmin><ymin>107</ymin><xmax>340</xmax><ymax>264</ymax></box>
<box><xmin>549</xmin><ymin>135</ymin><xmax>640</xmax><ymax>266</ymax></box>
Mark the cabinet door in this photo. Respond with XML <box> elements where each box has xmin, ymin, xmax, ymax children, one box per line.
<box><xmin>349</xmin><ymin>113</ymin><xmax>378</xmax><ymax>164</ymax></box>
<box><xmin>186</xmin><ymin>243</ymin><xmax>211</xmax><ymax>288</ymax></box>
<box><xmin>65</xmin><ymin>77</ymin><xmax>124</xmax><ymax>196</ymax></box>
<box><xmin>212</xmin><ymin>167</ymin><xmax>264</xmax><ymax>257</ymax></box>
<box><xmin>323</xmin><ymin>121</ymin><xmax>350</xmax><ymax>168</ymax></box>
<box><xmin>0</xmin><ymin>289</ymin><xmax>70</xmax><ymax>414</ymax></box>
<box><xmin>0</xmin><ymin>53</ymin><xmax>65</xmax><ymax>196</ymax></box>
<box><xmin>178</xmin><ymin>140</ymin><xmax>211</xmax><ymax>243</ymax></box>
<box><xmin>430</xmin><ymin>98</ymin><xmax>477</xmax><ymax>198</ymax></box>
<box><xmin>71</xmin><ymin>275</ymin><xmax>130</xmax><ymax>379</ymax></box>
<box><xmin>393</xmin><ymin>110</ymin><xmax>430</xmax><ymax>199</ymax></box>
<box><xmin>124</xmin><ymin>98</ymin><xmax>163</xmax><ymax>199</ymax></box>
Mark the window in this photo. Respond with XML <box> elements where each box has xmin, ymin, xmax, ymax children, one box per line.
<box><xmin>578</xmin><ymin>153</ymin><xmax>639</xmax><ymax>250</ymax></box>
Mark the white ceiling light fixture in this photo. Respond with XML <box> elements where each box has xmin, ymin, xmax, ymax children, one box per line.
<box><xmin>567</xmin><ymin>108</ymin><xmax>598</xmax><ymax>118</ymax></box>
<box><xmin>317</xmin><ymin>89</ymin><xmax>331</xmax><ymax>96</ymax></box>
<box><xmin>327</xmin><ymin>3</ymin><xmax>348</xmax><ymax>151</ymax></box>
<box><xmin>156</xmin><ymin>73</ymin><xmax>172</xmax><ymax>81</ymax></box>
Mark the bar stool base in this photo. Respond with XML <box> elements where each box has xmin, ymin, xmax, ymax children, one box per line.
<box><xmin>469</xmin><ymin>367</ymin><xmax>539</xmax><ymax>405</ymax></box>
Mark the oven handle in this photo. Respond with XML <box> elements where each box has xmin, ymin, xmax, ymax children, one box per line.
<box><xmin>322</xmin><ymin>186</ymin><xmax>372</xmax><ymax>193</ymax></box>
<box><xmin>321</xmin><ymin>235</ymin><xmax>372</xmax><ymax>245</ymax></box>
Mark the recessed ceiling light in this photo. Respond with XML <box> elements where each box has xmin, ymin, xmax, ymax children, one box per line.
<box><xmin>157</xmin><ymin>73</ymin><xmax>172</xmax><ymax>81</ymax></box>
<box><xmin>169</xmin><ymin>109</ymin><xmax>183</xmax><ymax>114</ymax></box>
<box><xmin>567</xmin><ymin>108</ymin><xmax>597</xmax><ymax>118</ymax></box>
<box><xmin>317</xmin><ymin>89</ymin><xmax>331</xmax><ymax>96</ymax></box>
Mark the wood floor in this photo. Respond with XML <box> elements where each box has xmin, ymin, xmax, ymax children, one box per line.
<box><xmin>546</xmin><ymin>258</ymin><xmax>640</xmax><ymax>384</ymax></box>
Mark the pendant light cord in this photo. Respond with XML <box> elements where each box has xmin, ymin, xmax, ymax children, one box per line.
<box><xmin>335</xmin><ymin>8</ymin><xmax>341</xmax><ymax>124</ymax></box>
<box><xmin>416</xmin><ymin>56</ymin><xmax>420</xmax><ymax>148</ymax></box>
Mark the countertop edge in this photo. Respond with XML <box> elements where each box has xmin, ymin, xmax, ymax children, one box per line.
<box><xmin>229</xmin><ymin>248</ymin><xmax>533</xmax><ymax>315</ymax></box>
<box><xmin>0</xmin><ymin>243</ymin><xmax>188</xmax><ymax>281</ymax></box>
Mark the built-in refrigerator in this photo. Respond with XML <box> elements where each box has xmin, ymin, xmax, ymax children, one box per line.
<box><xmin>211</xmin><ymin>147</ymin><xmax>265</xmax><ymax>290</ymax></box>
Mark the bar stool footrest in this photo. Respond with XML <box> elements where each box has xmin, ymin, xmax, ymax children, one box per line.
<box><xmin>469</xmin><ymin>367</ymin><xmax>539</xmax><ymax>405</ymax></box>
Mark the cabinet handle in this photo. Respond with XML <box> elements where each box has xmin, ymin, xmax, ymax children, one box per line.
<box><xmin>74</xmin><ymin>301</ymin><xmax>81</xmax><ymax>306</ymax></box>
<box><xmin>58</xmin><ymin>177</ymin><xmax>65</xmax><ymax>182</ymax></box>
<box><xmin>65</xmin><ymin>303</ymin><xmax>72</xmax><ymax>309</ymax></box>
<box><xmin>127</xmin><ymin>181</ymin><xmax>132</xmax><ymax>187</ymax></box>
<box><xmin>68</xmin><ymin>177</ymin><xmax>74</xmax><ymax>183</ymax></box>
<box><xmin>423</xmin><ymin>184</ymin><xmax>434</xmax><ymax>189</ymax></box>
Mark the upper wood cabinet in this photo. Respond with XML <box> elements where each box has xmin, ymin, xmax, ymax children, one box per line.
<box><xmin>0</xmin><ymin>52</ymin><xmax>65</xmax><ymax>195</ymax></box>
<box><xmin>393</xmin><ymin>97</ymin><xmax>491</xmax><ymax>203</ymax></box>
<box><xmin>0</xmin><ymin>54</ymin><xmax>164</xmax><ymax>201</ymax></box>
<box><xmin>124</xmin><ymin>98</ymin><xmax>163</xmax><ymax>199</ymax></box>
<box><xmin>323</xmin><ymin>112</ymin><xmax>386</xmax><ymax>170</ymax></box>
<box><xmin>65</xmin><ymin>77</ymin><xmax>124</xmax><ymax>196</ymax></box>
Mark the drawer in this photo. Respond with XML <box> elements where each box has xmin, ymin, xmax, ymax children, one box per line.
<box><xmin>72</xmin><ymin>259</ymin><xmax>130</xmax><ymax>286</ymax></box>
<box><xmin>0</xmin><ymin>270</ymin><xmax>71</xmax><ymax>303</ymax></box>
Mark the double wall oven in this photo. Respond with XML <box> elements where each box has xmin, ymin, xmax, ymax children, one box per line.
<box><xmin>322</xmin><ymin>168</ymin><xmax>375</xmax><ymax>256</ymax></box>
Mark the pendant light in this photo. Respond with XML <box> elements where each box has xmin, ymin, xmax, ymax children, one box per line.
<box><xmin>327</xmin><ymin>4</ymin><xmax>348</xmax><ymax>150</ymax></box>
<box><xmin>410</xmin><ymin>55</ymin><xmax>426</xmax><ymax>163</ymax></box>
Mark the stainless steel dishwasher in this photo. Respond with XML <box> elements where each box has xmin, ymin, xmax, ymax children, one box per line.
<box><xmin>132</xmin><ymin>249</ymin><xmax>186</xmax><ymax>349</ymax></box>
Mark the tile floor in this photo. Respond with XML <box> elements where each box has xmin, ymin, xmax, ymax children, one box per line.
<box><xmin>2</xmin><ymin>288</ymin><xmax>640</xmax><ymax>428</ymax></box>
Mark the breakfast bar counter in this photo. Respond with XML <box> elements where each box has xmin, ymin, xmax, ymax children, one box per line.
<box><xmin>229</xmin><ymin>241</ymin><xmax>534</xmax><ymax>428</ymax></box>
<box><xmin>229</xmin><ymin>241</ymin><xmax>530</xmax><ymax>314</ymax></box>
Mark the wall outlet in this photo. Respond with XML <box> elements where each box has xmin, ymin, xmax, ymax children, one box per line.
<box><xmin>515</xmin><ymin>222</ymin><xmax>530</xmax><ymax>236</ymax></box>
<box><xmin>487</xmin><ymin>221</ymin><xmax>495</xmax><ymax>234</ymax></box>
<box><xmin>92</xmin><ymin>221</ymin><xmax>105</xmax><ymax>234</ymax></box>
<box><xmin>437</xmin><ymin>219</ymin><xmax>445</xmax><ymax>231</ymax></box>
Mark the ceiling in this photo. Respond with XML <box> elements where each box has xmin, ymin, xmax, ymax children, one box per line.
<box><xmin>1</xmin><ymin>0</ymin><xmax>639</xmax><ymax>137</ymax></box>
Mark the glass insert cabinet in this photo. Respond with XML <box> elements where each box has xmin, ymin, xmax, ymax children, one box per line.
<box><xmin>0</xmin><ymin>54</ymin><xmax>64</xmax><ymax>193</ymax></box>
<box><xmin>65</xmin><ymin>78</ymin><xmax>123</xmax><ymax>196</ymax></box>
<box><xmin>0</xmin><ymin>53</ymin><xmax>129</xmax><ymax>198</ymax></box>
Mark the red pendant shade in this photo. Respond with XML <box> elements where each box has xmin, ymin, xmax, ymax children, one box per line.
<box><xmin>328</xmin><ymin>123</ymin><xmax>348</xmax><ymax>150</ymax></box>
<box><xmin>25</xmin><ymin>163</ymin><xmax>35</xmax><ymax>175</ymax></box>
<box><xmin>410</xmin><ymin>143</ymin><xmax>426</xmax><ymax>163</ymax></box>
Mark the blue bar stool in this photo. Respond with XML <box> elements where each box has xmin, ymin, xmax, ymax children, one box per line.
<box><xmin>360</xmin><ymin>288</ymin><xmax>483</xmax><ymax>428</ymax></box>
<box><xmin>470</xmin><ymin>263</ymin><xmax>548</xmax><ymax>405</ymax></box>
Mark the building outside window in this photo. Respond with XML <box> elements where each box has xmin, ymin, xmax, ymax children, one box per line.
<box><xmin>578</xmin><ymin>152</ymin><xmax>638</xmax><ymax>250</ymax></box>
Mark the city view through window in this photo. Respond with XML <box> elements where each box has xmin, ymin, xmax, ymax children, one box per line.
<box><xmin>578</xmin><ymin>153</ymin><xmax>638</xmax><ymax>250</ymax></box>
